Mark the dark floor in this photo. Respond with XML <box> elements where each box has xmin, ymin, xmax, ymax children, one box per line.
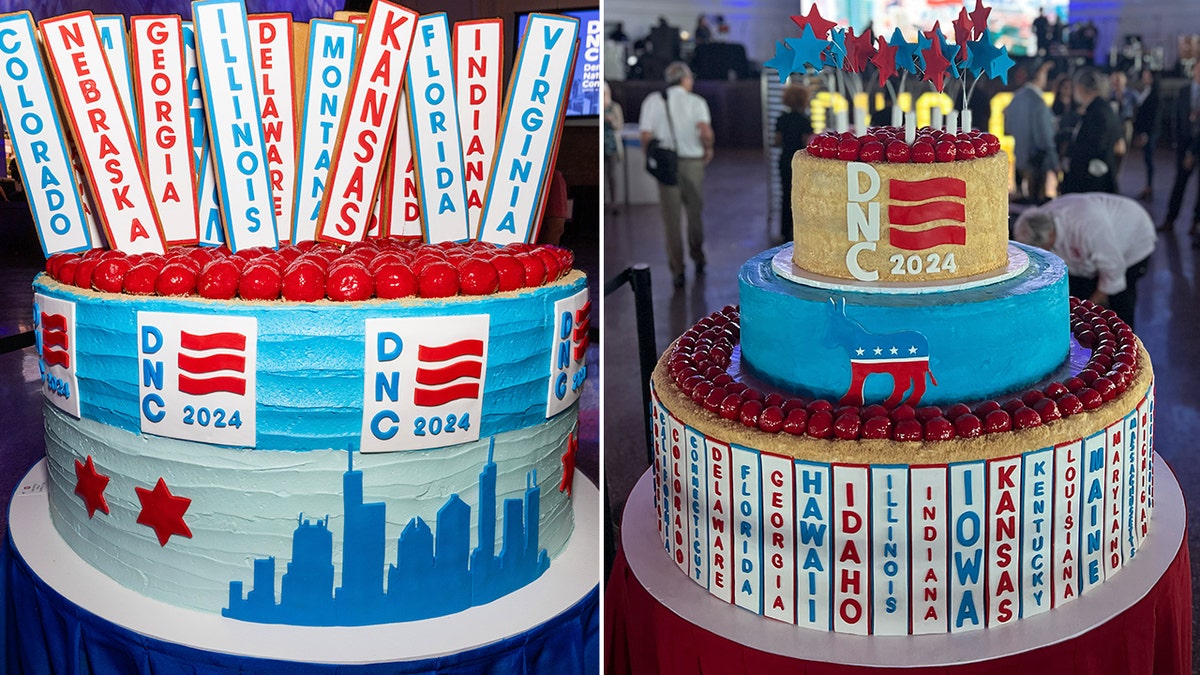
<box><xmin>603</xmin><ymin>147</ymin><xmax>1200</xmax><ymax>668</ymax></box>
<box><xmin>0</xmin><ymin>211</ymin><xmax>600</xmax><ymax>536</ymax></box>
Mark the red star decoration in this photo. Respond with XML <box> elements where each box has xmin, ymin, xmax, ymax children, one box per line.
<box><xmin>953</xmin><ymin>7</ymin><xmax>973</xmax><ymax>58</ymax></box>
<box><xmin>920</xmin><ymin>40</ymin><xmax>952</xmax><ymax>91</ymax></box>
<box><xmin>969</xmin><ymin>0</ymin><xmax>992</xmax><ymax>40</ymax></box>
<box><xmin>870</xmin><ymin>35</ymin><xmax>899</xmax><ymax>87</ymax></box>
<box><xmin>74</xmin><ymin>456</ymin><xmax>110</xmax><ymax>518</ymax></box>
<box><xmin>136</xmin><ymin>478</ymin><xmax>193</xmax><ymax>547</ymax></box>
<box><xmin>790</xmin><ymin>4</ymin><xmax>836</xmax><ymax>40</ymax></box>
<box><xmin>558</xmin><ymin>430</ymin><xmax>578</xmax><ymax>497</ymax></box>
<box><xmin>844</xmin><ymin>26</ymin><xmax>875</xmax><ymax>73</ymax></box>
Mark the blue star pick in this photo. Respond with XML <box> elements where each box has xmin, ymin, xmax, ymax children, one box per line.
<box><xmin>914</xmin><ymin>31</ymin><xmax>932</xmax><ymax>71</ymax></box>
<box><xmin>964</xmin><ymin>29</ymin><xmax>1002</xmax><ymax>78</ymax></box>
<box><xmin>785</xmin><ymin>24</ymin><xmax>828</xmax><ymax>74</ymax></box>
<box><xmin>826</xmin><ymin>27</ymin><xmax>847</xmax><ymax>70</ymax></box>
<box><xmin>931</xmin><ymin>28</ymin><xmax>961</xmax><ymax>78</ymax></box>
<box><xmin>889</xmin><ymin>27</ymin><xmax>920</xmax><ymax>75</ymax></box>
<box><xmin>988</xmin><ymin>44</ymin><xmax>1015</xmax><ymax>84</ymax></box>
<box><xmin>764</xmin><ymin>40</ymin><xmax>797</xmax><ymax>83</ymax></box>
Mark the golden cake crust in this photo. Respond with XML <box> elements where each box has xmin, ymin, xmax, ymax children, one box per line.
<box><xmin>652</xmin><ymin>339</ymin><xmax>1153</xmax><ymax>465</ymax></box>
<box><xmin>790</xmin><ymin>150</ymin><xmax>1010</xmax><ymax>283</ymax></box>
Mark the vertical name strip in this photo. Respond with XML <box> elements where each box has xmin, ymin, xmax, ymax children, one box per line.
<box><xmin>94</xmin><ymin>16</ymin><xmax>138</xmax><ymax>153</ymax></box>
<box><xmin>379</xmin><ymin>89</ymin><xmax>422</xmax><ymax>238</ymax></box>
<box><xmin>182</xmin><ymin>21</ymin><xmax>225</xmax><ymax>246</ymax></box>
<box><xmin>0</xmin><ymin>12</ymin><xmax>92</xmax><ymax>255</ymax></box>
<box><xmin>131</xmin><ymin>16</ymin><xmax>199</xmax><ymax>245</ymax></box>
<box><xmin>477</xmin><ymin>14</ymin><xmax>578</xmax><ymax>245</ymax></box>
<box><xmin>40</xmin><ymin>11</ymin><xmax>166</xmax><ymax>254</ymax></box>
<box><xmin>453</xmin><ymin>19</ymin><xmax>502</xmax><ymax>235</ymax></box>
<box><xmin>248</xmin><ymin>14</ymin><xmax>297</xmax><ymax>242</ymax></box>
<box><xmin>315</xmin><ymin>0</ymin><xmax>417</xmax><ymax>245</ymax></box>
<box><xmin>193</xmin><ymin>0</ymin><xmax>278</xmax><ymax>252</ymax></box>
<box><xmin>406</xmin><ymin>13</ymin><xmax>469</xmax><ymax>243</ymax></box>
<box><xmin>292</xmin><ymin>19</ymin><xmax>356</xmax><ymax>243</ymax></box>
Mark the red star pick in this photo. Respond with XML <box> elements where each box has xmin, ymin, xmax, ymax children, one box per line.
<box><xmin>870</xmin><ymin>35</ymin><xmax>898</xmax><ymax>87</ymax></box>
<box><xmin>790</xmin><ymin>4</ymin><xmax>836</xmax><ymax>40</ymax></box>
<box><xmin>844</xmin><ymin>26</ymin><xmax>875</xmax><ymax>73</ymax></box>
<box><xmin>136</xmin><ymin>477</ymin><xmax>193</xmax><ymax>547</ymax></box>
<box><xmin>74</xmin><ymin>456</ymin><xmax>110</xmax><ymax>518</ymax></box>
<box><xmin>953</xmin><ymin>7</ymin><xmax>973</xmax><ymax>56</ymax></box>
<box><xmin>558</xmin><ymin>430</ymin><xmax>578</xmax><ymax>497</ymax></box>
<box><xmin>969</xmin><ymin>0</ymin><xmax>992</xmax><ymax>40</ymax></box>
<box><xmin>920</xmin><ymin>40</ymin><xmax>952</xmax><ymax>92</ymax></box>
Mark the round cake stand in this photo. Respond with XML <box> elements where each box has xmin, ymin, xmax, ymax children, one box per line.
<box><xmin>7</xmin><ymin>458</ymin><xmax>599</xmax><ymax>666</ymax></box>
<box><xmin>620</xmin><ymin>454</ymin><xmax>1185</xmax><ymax>668</ymax></box>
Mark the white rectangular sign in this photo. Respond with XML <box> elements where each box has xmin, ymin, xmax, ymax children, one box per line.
<box><xmin>453</xmin><ymin>18</ymin><xmax>502</xmax><ymax>234</ymax></box>
<box><xmin>194</xmin><ymin>0</ymin><xmax>278</xmax><ymax>251</ymax></box>
<box><xmin>248</xmin><ymin>13</ymin><xmax>298</xmax><ymax>242</ymax></box>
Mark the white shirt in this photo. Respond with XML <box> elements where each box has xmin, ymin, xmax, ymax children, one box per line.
<box><xmin>1042</xmin><ymin>193</ymin><xmax>1156</xmax><ymax>295</ymax></box>
<box><xmin>638</xmin><ymin>85</ymin><xmax>711</xmax><ymax>159</ymax></box>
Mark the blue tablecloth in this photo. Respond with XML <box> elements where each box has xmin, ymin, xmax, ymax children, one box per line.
<box><xmin>2</xmin><ymin>531</ymin><xmax>599</xmax><ymax>674</ymax></box>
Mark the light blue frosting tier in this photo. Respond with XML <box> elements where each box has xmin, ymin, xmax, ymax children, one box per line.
<box><xmin>739</xmin><ymin>243</ymin><xmax>1070</xmax><ymax>405</ymax></box>
<box><xmin>44</xmin><ymin>402</ymin><xmax>577</xmax><ymax>617</ymax></box>
<box><xmin>33</xmin><ymin>272</ymin><xmax>587</xmax><ymax>450</ymax></box>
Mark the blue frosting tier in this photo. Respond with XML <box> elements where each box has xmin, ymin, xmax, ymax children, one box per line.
<box><xmin>32</xmin><ymin>272</ymin><xmax>588</xmax><ymax>451</ymax></box>
<box><xmin>738</xmin><ymin>243</ymin><xmax>1070</xmax><ymax>406</ymax></box>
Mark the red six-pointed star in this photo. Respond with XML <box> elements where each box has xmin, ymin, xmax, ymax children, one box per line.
<box><xmin>136</xmin><ymin>477</ymin><xmax>193</xmax><ymax>547</ymax></box>
<box><xmin>559</xmin><ymin>430</ymin><xmax>578</xmax><ymax>497</ymax></box>
<box><xmin>74</xmin><ymin>455</ymin><xmax>110</xmax><ymax>518</ymax></box>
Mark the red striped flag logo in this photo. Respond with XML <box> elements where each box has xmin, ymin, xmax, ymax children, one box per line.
<box><xmin>40</xmin><ymin>311</ymin><xmax>71</xmax><ymax>369</ymax></box>
<box><xmin>177</xmin><ymin>331</ymin><xmax>248</xmax><ymax>396</ymax></box>
<box><xmin>413</xmin><ymin>338</ymin><xmax>485</xmax><ymax>407</ymax></box>
<box><xmin>887</xmin><ymin>177</ymin><xmax>967</xmax><ymax>251</ymax></box>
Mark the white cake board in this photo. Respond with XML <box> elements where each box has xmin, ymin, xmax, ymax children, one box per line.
<box><xmin>772</xmin><ymin>242</ymin><xmax>1031</xmax><ymax>294</ymax></box>
<box><xmin>10</xmin><ymin>459</ymin><xmax>599</xmax><ymax>665</ymax></box>
<box><xmin>621</xmin><ymin>454</ymin><xmax>1184</xmax><ymax>668</ymax></box>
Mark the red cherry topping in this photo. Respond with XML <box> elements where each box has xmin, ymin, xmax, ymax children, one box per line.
<box><xmin>238</xmin><ymin>262</ymin><xmax>283</xmax><ymax>300</ymax></box>
<box><xmin>155</xmin><ymin>261</ymin><xmax>198</xmax><ymax>296</ymax></box>
<box><xmin>198</xmin><ymin>259</ymin><xmax>240</xmax><ymax>299</ymax></box>
<box><xmin>955</xmin><ymin>414</ymin><xmax>983</xmax><ymax>438</ymax></box>
<box><xmin>924</xmin><ymin>416</ymin><xmax>955</xmax><ymax>441</ymax></box>
<box><xmin>782</xmin><ymin>408</ymin><xmax>809</xmax><ymax>435</ymax></box>
<box><xmin>417</xmin><ymin>261</ymin><xmax>460</xmax><ymax>298</ymax></box>
<box><xmin>861</xmin><ymin>415</ymin><xmax>892</xmax><ymax>439</ymax></box>
<box><xmin>326</xmin><ymin>262</ymin><xmax>374</xmax><ymax>301</ymax></box>
<box><xmin>911</xmin><ymin>140</ymin><xmax>935</xmax><ymax>163</ymax></box>
<box><xmin>885</xmin><ymin>140</ymin><xmax>910</xmax><ymax>163</ymax></box>
<box><xmin>1012</xmin><ymin>406</ymin><xmax>1042</xmax><ymax>430</ymax></box>
<box><xmin>122</xmin><ymin>263</ymin><xmax>159</xmax><ymax>295</ymax></box>
<box><xmin>859</xmin><ymin>140</ymin><xmax>884</xmax><ymax>162</ymax></box>
<box><xmin>983</xmin><ymin>409</ymin><xmax>1012</xmax><ymax>433</ymax></box>
<box><xmin>892</xmin><ymin>418</ymin><xmax>922</xmax><ymax>441</ymax></box>
<box><xmin>281</xmin><ymin>260</ymin><xmax>328</xmax><ymax>302</ymax></box>
<box><xmin>739</xmin><ymin>399</ymin><xmax>764</xmax><ymax>428</ymax></box>
<box><xmin>806</xmin><ymin>410</ymin><xmax>834</xmax><ymax>438</ymax></box>
<box><xmin>837</xmin><ymin>138</ymin><xmax>861</xmax><ymax>161</ymax></box>
<box><xmin>1033</xmin><ymin>397</ymin><xmax>1061</xmax><ymax>423</ymax></box>
<box><xmin>833</xmin><ymin>412</ymin><xmax>861</xmax><ymax>440</ymax></box>
<box><xmin>934</xmin><ymin>140</ymin><xmax>957</xmax><ymax>162</ymax></box>
<box><xmin>459</xmin><ymin>259</ymin><xmax>500</xmax><ymax>296</ymax></box>
<box><xmin>91</xmin><ymin>257</ymin><xmax>132</xmax><ymax>293</ymax></box>
<box><xmin>759</xmin><ymin>406</ymin><xmax>785</xmax><ymax>433</ymax></box>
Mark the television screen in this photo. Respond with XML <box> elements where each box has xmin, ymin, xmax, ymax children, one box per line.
<box><xmin>516</xmin><ymin>8</ymin><xmax>600</xmax><ymax>118</ymax></box>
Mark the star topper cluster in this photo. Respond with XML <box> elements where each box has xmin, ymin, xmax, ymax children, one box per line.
<box><xmin>765</xmin><ymin>0</ymin><xmax>1014</xmax><ymax>94</ymax></box>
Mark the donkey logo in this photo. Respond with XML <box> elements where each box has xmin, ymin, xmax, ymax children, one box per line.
<box><xmin>824</xmin><ymin>299</ymin><xmax>937</xmax><ymax>407</ymax></box>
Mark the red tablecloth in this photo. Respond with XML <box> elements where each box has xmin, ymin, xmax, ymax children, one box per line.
<box><xmin>604</xmin><ymin>534</ymin><xmax>1191</xmax><ymax>675</ymax></box>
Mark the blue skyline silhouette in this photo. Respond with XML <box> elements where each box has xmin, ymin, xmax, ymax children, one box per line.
<box><xmin>224</xmin><ymin>439</ymin><xmax>549</xmax><ymax>625</ymax></box>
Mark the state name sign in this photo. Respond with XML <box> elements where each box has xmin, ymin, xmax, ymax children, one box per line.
<box><xmin>40</xmin><ymin>12</ymin><xmax>167</xmax><ymax>254</ymax></box>
<box><xmin>131</xmin><ymin>16</ymin><xmax>200</xmax><ymax>246</ymax></box>
<box><xmin>94</xmin><ymin>15</ymin><xmax>139</xmax><ymax>153</ymax></box>
<box><xmin>194</xmin><ymin>0</ymin><xmax>279</xmax><ymax>252</ymax></box>
<box><xmin>0</xmin><ymin>12</ymin><xmax>92</xmax><ymax>255</ymax></box>
<box><xmin>181</xmin><ymin>21</ymin><xmax>225</xmax><ymax>247</ymax></box>
<box><xmin>315</xmin><ymin>0</ymin><xmax>417</xmax><ymax>245</ymax></box>
<box><xmin>377</xmin><ymin>89</ymin><xmax>422</xmax><ymax>239</ymax></box>
<box><xmin>453</xmin><ymin>19</ymin><xmax>503</xmax><ymax>234</ymax></box>
<box><xmin>476</xmin><ymin>14</ymin><xmax>578</xmax><ymax>245</ymax></box>
<box><xmin>407</xmin><ymin>13</ymin><xmax>469</xmax><ymax>244</ymax></box>
<box><xmin>292</xmin><ymin>19</ymin><xmax>357</xmax><ymax>243</ymax></box>
<box><xmin>248</xmin><ymin>14</ymin><xmax>298</xmax><ymax>243</ymax></box>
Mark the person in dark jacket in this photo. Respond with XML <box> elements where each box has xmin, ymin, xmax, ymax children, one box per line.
<box><xmin>1060</xmin><ymin>68</ymin><xmax>1123</xmax><ymax>195</ymax></box>
<box><xmin>1160</xmin><ymin>61</ymin><xmax>1200</xmax><ymax>239</ymax></box>
<box><xmin>1132</xmin><ymin>68</ymin><xmax>1161</xmax><ymax>201</ymax></box>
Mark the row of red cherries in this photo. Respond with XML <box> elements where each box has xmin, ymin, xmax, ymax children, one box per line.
<box><xmin>667</xmin><ymin>299</ymin><xmax>1140</xmax><ymax>442</ymax></box>
<box><xmin>806</xmin><ymin>126</ymin><xmax>1002</xmax><ymax>163</ymax></box>
<box><xmin>44</xmin><ymin>239</ymin><xmax>574</xmax><ymax>301</ymax></box>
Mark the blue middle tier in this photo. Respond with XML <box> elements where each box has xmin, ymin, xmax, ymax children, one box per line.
<box><xmin>738</xmin><ymin>242</ymin><xmax>1070</xmax><ymax>406</ymax></box>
